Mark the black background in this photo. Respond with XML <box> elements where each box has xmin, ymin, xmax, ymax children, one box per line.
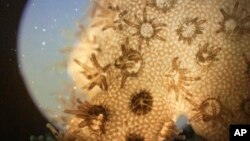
<box><xmin>1</xmin><ymin>0</ymin><xmax>48</xmax><ymax>140</ymax></box>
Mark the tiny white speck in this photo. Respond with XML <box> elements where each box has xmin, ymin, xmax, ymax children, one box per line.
<box><xmin>10</xmin><ymin>48</ymin><xmax>16</xmax><ymax>52</ymax></box>
<box><xmin>42</xmin><ymin>28</ymin><xmax>46</xmax><ymax>32</ymax></box>
<box><xmin>75</xmin><ymin>8</ymin><xmax>78</xmax><ymax>11</ymax></box>
<box><xmin>73</xmin><ymin>86</ymin><xmax>77</xmax><ymax>90</ymax></box>
<box><xmin>32</xmin><ymin>3</ymin><xmax>35</xmax><ymax>6</ymax></box>
<box><xmin>22</xmin><ymin>54</ymin><xmax>25</xmax><ymax>57</ymax></box>
<box><xmin>34</xmin><ymin>26</ymin><xmax>38</xmax><ymax>29</ymax></box>
<box><xmin>53</xmin><ymin>19</ymin><xmax>57</xmax><ymax>22</ymax></box>
<box><xmin>42</xmin><ymin>42</ymin><xmax>46</xmax><ymax>46</ymax></box>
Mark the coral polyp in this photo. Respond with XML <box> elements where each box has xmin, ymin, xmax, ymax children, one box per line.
<box><xmin>176</xmin><ymin>17</ymin><xmax>206</xmax><ymax>45</ymax></box>
<box><xmin>243</xmin><ymin>53</ymin><xmax>250</xmax><ymax>77</ymax></box>
<box><xmin>187</xmin><ymin>97</ymin><xmax>231</xmax><ymax>127</ymax></box>
<box><xmin>147</xmin><ymin>0</ymin><xmax>177</xmax><ymax>13</ymax></box>
<box><xmin>123</xmin><ymin>8</ymin><xmax>166</xmax><ymax>49</ymax></box>
<box><xmin>114</xmin><ymin>38</ymin><xmax>143</xmax><ymax>88</ymax></box>
<box><xmin>126</xmin><ymin>133</ymin><xmax>145</xmax><ymax>141</ymax></box>
<box><xmin>195</xmin><ymin>43</ymin><xmax>222</xmax><ymax>69</ymax></box>
<box><xmin>74</xmin><ymin>54</ymin><xmax>110</xmax><ymax>91</ymax></box>
<box><xmin>65</xmin><ymin>99</ymin><xmax>109</xmax><ymax>133</ymax></box>
<box><xmin>216</xmin><ymin>2</ymin><xmax>250</xmax><ymax>38</ymax></box>
<box><xmin>48</xmin><ymin>0</ymin><xmax>250</xmax><ymax>141</ymax></box>
<box><xmin>243</xmin><ymin>98</ymin><xmax>250</xmax><ymax>116</ymax></box>
<box><xmin>129</xmin><ymin>90</ymin><xmax>153</xmax><ymax>116</ymax></box>
<box><xmin>164</xmin><ymin>57</ymin><xmax>200</xmax><ymax>100</ymax></box>
<box><xmin>157</xmin><ymin>120</ymin><xmax>185</xmax><ymax>141</ymax></box>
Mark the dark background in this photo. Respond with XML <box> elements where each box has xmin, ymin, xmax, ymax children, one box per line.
<box><xmin>1</xmin><ymin>0</ymin><xmax>48</xmax><ymax>140</ymax></box>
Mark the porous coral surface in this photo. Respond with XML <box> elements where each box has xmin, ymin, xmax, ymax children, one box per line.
<box><xmin>63</xmin><ymin>0</ymin><xmax>250</xmax><ymax>141</ymax></box>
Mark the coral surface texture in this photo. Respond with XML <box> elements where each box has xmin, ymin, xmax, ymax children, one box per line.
<box><xmin>52</xmin><ymin>0</ymin><xmax>250</xmax><ymax>141</ymax></box>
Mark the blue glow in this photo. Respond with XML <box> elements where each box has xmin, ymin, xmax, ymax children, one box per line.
<box><xmin>17</xmin><ymin>0</ymin><xmax>91</xmax><ymax>122</ymax></box>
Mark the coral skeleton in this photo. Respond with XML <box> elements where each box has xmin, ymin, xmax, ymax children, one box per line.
<box><xmin>47</xmin><ymin>0</ymin><xmax>250</xmax><ymax>141</ymax></box>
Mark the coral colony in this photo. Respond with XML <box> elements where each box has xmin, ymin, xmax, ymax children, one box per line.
<box><xmin>33</xmin><ymin>0</ymin><xmax>250</xmax><ymax>141</ymax></box>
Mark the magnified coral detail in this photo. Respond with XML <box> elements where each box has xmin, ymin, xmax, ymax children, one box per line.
<box><xmin>243</xmin><ymin>53</ymin><xmax>250</xmax><ymax>77</ymax></box>
<box><xmin>91</xmin><ymin>1</ymin><xmax>128</xmax><ymax>31</ymax></box>
<box><xmin>187</xmin><ymin>97</ymin><xmax>231</xmax><ymax>127</ymax></box>
<box><xmin>176</xmin><ymin>17</ymin><xmax>206</xmax><ymax>45</ymax></box>
<box><xmin>64</xmin><ymin>99</ymin><xmax>109</xmax><ymax>133</ymax></box>
<box><xmin>146</xmin><ymin>0</ymin><xmax>177</xmax><ymax>13</ymax></box>
<box><xmin>196</xmin><ymin>43</ymin><xmax>222</xmax><ymax>69</ymax></box>
<box><xmin>129</xmin><ymin>90</ymin><xmax>153</xmax><ymax>116</ymax></box>
<box><xmin>164</xmin><ymin>57</ymin><xmax>201</xmax><ymax>100</ymax></box>
<box><xmin>157</xmin><ymin>120</ymin><xmax>185</xmax><ymax>141</ymax></box>
<box><xmin>74</xmin><ymin>54</ymin><xmax>110</xmax><ymax>91</ymax></box>
<box><xmin>123</xmin><ymin>8</ymin><xmax>166</xmax><ymax>49</ymax></box>
<box><xmin>242</xmin><ymin>98</ymin><xmax>250</xmax><ymax>116</ymax></box>
<box><xmin>46</xmin><ymin>0</ymin><xmax>250</xmax><ymax>141</ymax></box>
<box><xmin>103</xmin><ymin>4</ymin><xmax>128</xmax><ymax>31</ymax></box>
<box><xmin>115</xmin><ymin>38</ymin><xmax>143</xmax><ymax>88</ymax></box>
<box><xmin>216</xmin><ymin>2</ymin><xmax>250</xmax><ymax>38</ymax></box>
<box><xmin>126</xmin><ymin>133</ymin><xmax>145</xmax><ymax>141</ymax></box>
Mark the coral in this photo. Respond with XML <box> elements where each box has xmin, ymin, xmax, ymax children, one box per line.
<box><xmin>129</xmin><ymin>89</ymin><xmax>153</xmax><ymax>116</ymax></box>
<box><xmin>74</xmin><ymin>54</ymin><xmax>110</xmax><ymax>91</ymax></box>
<box><xmin>243</xmin><ymin>53</ymin><xmax>250</xmax><ymax>77</ymax></box>
<box><xmin>91</xmin><ymin>1</ymin><xmax>128</xmax><ymax>31</ymax></box>
<box><xmin>216</xmin><ymin>1</ymin><xmax>250</xmax><ymax>38</ymax></box>
<box><xmin>176</xmin><ymin>17</ymin><xmax>206</xmax><ymax>45</ymax></box>
<box><xmin>126</xmin><ymin>133</ymin><xmax>144</xmax><ymax>141</ymax></box>
<box><xmin>53</xmin><ymin>0</ymin><xmax>250</xmax><ymax>141</ymax></box>
<box><xmin>157</xmin><ymin>120</ymin><xmax>185</xmax><ymax>141</ymax></box>
<box><xmin>123</xmin><ymin>7</ymin><xmax>166</xmax><ymax>50</ymax></box>
<box><xmin>65</xmin><ymin>99</ymin><xmax>109</xmax><ymax>133</ymax></box>
<box><xmin>114</xmin><ymin>38</ymin><xmax>143</xmax><ymax>88</ymax></box>
<box><xmin>164</xmin><ymin>57</ymin><xmax>201</xmax><ymax>101</ymax></box>
<box><xmin>195</xmin><ymin>43</ymin><xmax>222</xmax><ymax>70</ymax></box>
<box><xmin>186</xmin><ymin>97</ymin><xmax>232</xmax><ymax>127</ymax></box>
<box><xmin>146</xmin><ymin>0</ymin><xmax>177</xmax><ymax>13</ymax></box>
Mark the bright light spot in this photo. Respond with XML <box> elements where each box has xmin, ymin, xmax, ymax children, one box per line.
<box><xmin>58</xmin><ymin>106</ymin><xmax>62</xmax><ymax>109</ymax></box>
<box><xmin>42</xmin><ymin>41</ymin><xmax>46</xmax><ymax>46</ymax></box>
<box><xmin>73</xmin><ymin>86</ymin><xmax>77</xmax><ymax>90</ymax></box>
